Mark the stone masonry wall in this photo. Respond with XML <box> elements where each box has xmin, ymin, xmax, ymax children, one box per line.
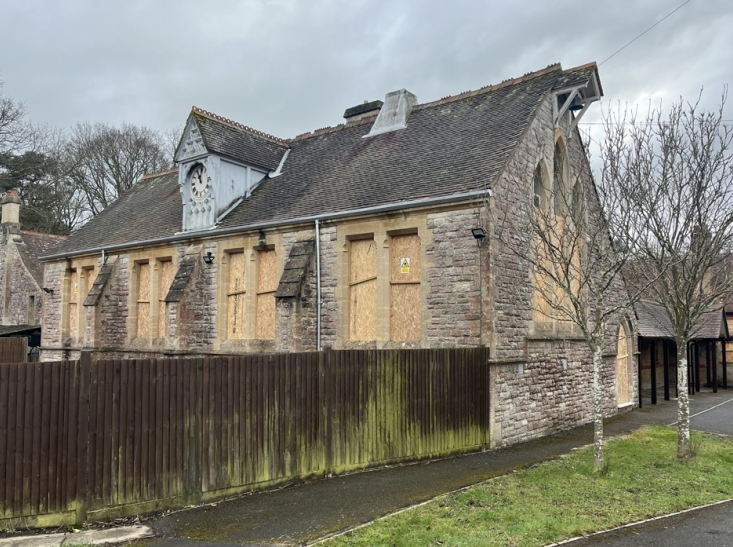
<box><xmin>493</xmin><ymin>339</ymin><xmax>619</xmax><ymax>447</ymax></box>
<box><xmin>176</xmin><ymin>241</ymin><xmax>217</xmax><ymax>351</ymax></box>
<box><xmin>276</xmin><ymin>229</ymin><xmax>318</xmax><ymax>353</ymax></box>
<box><xmin>318</xmin><ymin>225</ymin><xmax>339</xmax><ymax>349</ymax></box>
<box><xmin>425</xmin><ymin>208</ymin><xmax>482</xmax><ymax>347</ymax></box>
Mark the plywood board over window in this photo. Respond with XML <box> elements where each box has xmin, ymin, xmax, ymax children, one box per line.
<box><xmin>158</xmin><ymin>260</ymin><xmax>174</xmax><ymax>338</ymax></box>
<box><xmin>390</xmin><ymin>234</ymin><xmax>421</xmax><ymax>341</ymax></box>
<box><xmin>137</xmin><ymin>262</ymin><xmax>151</xmax><ymax>339</ymax></box>
<box><xmin>227</xmin><ymin>252</ymin><xmax>246</xmax><ymax>339</ymax></box>
<box><xmin>68</xmin><ymin>270</ymin><xmax>79</xmax><ymax>339</ymax></box>
<box><xmin>256</xmin><ymin>249</ymin><xmax>277</xmax><ymax>340</ymax></box>
<box><xmin>349</xmin><ymin>238</ymin><xmax>377</xmax><ymax>341</ymax></box>
<box><xmin>617</xmin><ymin>323</ymin><xmax>630</xmax><ymax>405</ymax></box>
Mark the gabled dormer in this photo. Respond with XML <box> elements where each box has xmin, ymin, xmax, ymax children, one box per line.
<box><xmin>174</xmin><ymin>107</ymin><xmax>290</xmax><ymax>232</ymax></box>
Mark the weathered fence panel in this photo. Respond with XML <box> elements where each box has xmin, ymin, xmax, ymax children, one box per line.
<box><xmin>0</xmin><ymin>338</ymin><xmax>28</xmax><ymax>364</ymax></box>
<box><xmin>0</xmin><ymin>348</ymin><xmax>490</xmax><ymax>525</ymax></box>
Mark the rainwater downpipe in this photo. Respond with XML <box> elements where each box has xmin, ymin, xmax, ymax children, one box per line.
<box><xmin>315</xmin><ymin>219</ymin><xmax>322</xmax><ymax>351</ymax></box>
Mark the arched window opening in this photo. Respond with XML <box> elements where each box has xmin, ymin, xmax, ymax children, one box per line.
<box><xmin>533</xmin><ymin>163</ymin><xmax>543</xmax><ymax>209</ymax></box>
<box><xmin>617</xmin><ymin>321</ymin><xmax>632</xmax><ymax>405</ymax></box>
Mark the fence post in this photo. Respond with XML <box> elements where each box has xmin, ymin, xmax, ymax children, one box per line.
<box><xmin>75</xmin><ymin>351</ymin><xmax>92</xmax><ymax>524</ymax></box>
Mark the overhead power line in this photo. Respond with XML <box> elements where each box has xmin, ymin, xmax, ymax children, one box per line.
<box><xmin>599</xmin><ymin>0</ymin><xmax>692</xmax><ymax>66</ymax></box>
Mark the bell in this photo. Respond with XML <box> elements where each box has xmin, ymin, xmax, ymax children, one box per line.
<box><xmin>568</xmin><ymin>95</ymin><xmax>584</xmax><ymax>111</ymax></box>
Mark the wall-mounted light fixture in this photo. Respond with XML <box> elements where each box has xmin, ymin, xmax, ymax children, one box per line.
<box><xmin>42</xmin><ymin>287</ymin><xmax>54</xmax><ymax>294</ymax></box>
<box><xmin>471</xmin><ymin>227</ymin><xmax>487</xmax><ymax>247</ymax></box>
<box><xmin>203</xmin><ymin>251</ymin><xmax>215</xmax><ymax>265</ymax></box>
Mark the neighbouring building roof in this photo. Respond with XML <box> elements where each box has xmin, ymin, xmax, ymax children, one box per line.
<box><xmin>635</xmin><ymin>300</ymin><xmax>728</xmax><ymax>341</ymax></box>
<box><xmin>635</xmin><ymin>301</ymin><xmax>674</xmax><ymax>340</ymax></box>
<box><xmin>693</xmin><ymin>307</ymin><xmax>728</xmax><ymax>340</ymax></box>
<box><xmin>46</xmin><ymin>62</ymin><xmax>601</xmax><ymax>258</ymax></box>
<box><xmin>15</xmin><ymin>231</ymin><xmax>66</xmax><ymax>285</ymax></box>
<box><xmin>0</xmin><ymin>324</ymin><xmax>40</xmax><ymax>336</ymax></box>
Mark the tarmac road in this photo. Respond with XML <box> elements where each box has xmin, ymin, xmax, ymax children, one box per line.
<box><xmin>567</xmin><ymin>500</ymin><xmax>733</xmax><ymax>547</ymax></box>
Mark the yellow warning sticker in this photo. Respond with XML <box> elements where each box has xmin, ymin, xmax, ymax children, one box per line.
<box><xmin>400</xmin><ymin>257</ymin><xmax>410</xmax><ymax>274</ymax></box>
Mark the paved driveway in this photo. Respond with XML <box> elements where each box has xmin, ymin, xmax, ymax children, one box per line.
<box><xmin>684</xmin><ymin>392</ymin><xmax>733</xmax><ymax>436</ymax></box>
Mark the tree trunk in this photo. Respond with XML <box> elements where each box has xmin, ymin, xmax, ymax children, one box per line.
<box><xmin>592</xmin><ymin>344</ymin><xmax>604</xmax><ymax>471</ymax></box>
<box><xmin>676</xmin><ymin>342</ymin><xmax>691</xmax><ymax>458</ymax></box>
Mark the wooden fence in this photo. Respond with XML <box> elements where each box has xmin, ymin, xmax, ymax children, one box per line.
<box><xmin>0</xmin><ymin>338</ymin><xmax>27</xmax><ymax>363</ymax></box>
<box><xmin>0</xmin><ymin>348</ymin><xmax>490</xmax><ymax>526</ymax></box>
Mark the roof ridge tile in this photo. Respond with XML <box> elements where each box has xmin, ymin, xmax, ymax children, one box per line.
<box><xmin>140</xmin><ymin>167</ymin><xmax>180</xmax><ymax>180</ymax></box>
<box><xmin>192</xmin><ymin>106</ymin><xmax>290</xmax><ymax>146</ymax></box>
<box><xmin>418</xmin><ymin>62</ymin><xmax>562</xmax><ymax>110</ymax></box>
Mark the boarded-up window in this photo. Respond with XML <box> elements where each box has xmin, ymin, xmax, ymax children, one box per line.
<box><xmin>85</xmin><ymin>267</ymin><xmax>97</xmax><ymax>294</ymax></box>
<box><xmin>137</xmin><ymin>262</ymin><xmax>151</xmax><ymax>339</ymax></box>
<box><xmin>553</xmin><ymin>141</ymin><xmax>565</xmax><ymax>216</ymax></box>
<box><xmin>390</xmin><ymin>234</ymin><xmax>421</xmax><ymax>341</ymax></box>
<box><xmin>227</xmin><ymin>252</ymin><xmax>246</xmax><ymax>339</ymax></box>
<box><xmin>27</xmin><ymin>295</ymin><xmax>35</xmax><ymax>324</ymax></box>
<box><xmin>349</xmin><ymin>239</ymin><xmax>377</xmax><ymax>341</ymax></box>
<box><xmin>158</xmin><ymin>260</ymin><xmax>174</xmax><ymax>338</ymax></box>
<box><xmin>617</xmin><ymin>322</ymin><xmax>630</xmax><ymax>404</ymax></box>
<box><xmin>68</xmin><ymin>270</ymin><xmax>79</xmax><ymax>338</ymax></box>
<box><xmin>256</xmin><ymin>249</ymin><xmax>277</xmax><ymax>340</ymax></box>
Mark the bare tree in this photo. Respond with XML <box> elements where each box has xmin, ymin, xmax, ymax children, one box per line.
<box><xmin>0</xmin><ymin>79</ymin><xmax>32</xmax><ymax>154</ymax></box>
<box><xmin>601</xmin><ymin>93</ymin><xmax>733</xmax><ymax>458</ymax></box>
<box><xmin>498</xmin><ymin>126</ymin><xmax>645</xmax><ymax>471</ymax></box>
<box><xmin>64</xmin><ymin>122</ymin><xmax>170</xmax><ymax>216</ymax></box>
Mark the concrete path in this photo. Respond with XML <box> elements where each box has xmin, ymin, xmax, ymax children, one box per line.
<box><xmin>4</xmin><ymin>390</ymin><xmax>732</xmax><ymax>546</ymax></box>
<box><xmin>0</xmin><ymin>525</ymin><xmax>151</xmax><ymax>546</ymax></box>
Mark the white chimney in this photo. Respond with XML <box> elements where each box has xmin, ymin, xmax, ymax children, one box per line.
<box><xmin>365</xmin><ymin>89</ymin><xmax>417</xmax><ymax>138</ymax></box>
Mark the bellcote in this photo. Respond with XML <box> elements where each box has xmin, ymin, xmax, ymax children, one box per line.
<box><xmin>174</xmin><ymin>108</ymin><xmax>290</xmax><ymax>233</ymax></box>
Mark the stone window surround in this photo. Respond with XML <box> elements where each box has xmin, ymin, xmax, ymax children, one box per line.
<box><xmin>334</xmin><ymin>213</ymin><xmax>430</xmax><ymax>348</ymax></box>
<box><xmin>61</xmin><ymin>257</ymin><xmax>98</xmax><ymax>345</ymax></box>
<box><xmin>128</xmin><ymin>248</ymin><xmax>176</xmax><ymax>344</ymax></box>
<box><xmin>215</xmin><ymin>232</ymin><xmax>283</xmax><ymax>347</ymax></box>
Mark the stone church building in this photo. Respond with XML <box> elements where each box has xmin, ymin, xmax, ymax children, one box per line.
<box><xmin>40</xmin><ymin>62</ymin><xmax>637</xmax><ymax>447</ymax></box>
<box><xmin>0</xmin><ymin>189</ymin><xmax>65</xmax><ymax>351</ymax></box>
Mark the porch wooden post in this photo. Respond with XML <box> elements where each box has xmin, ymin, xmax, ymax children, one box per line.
<box><xmin>695</xmin><ymin>342</ymin><xmax>701</xmax><ymax>393</ymax></box>
<box><xmin>723</xmin><ymin>340</ymin><xmax>728</xmax><ymax>389</ymax></box>
<box><xmin>663</xmin><ymin>340</ymin><xmax>670</xmax><ymax>401</ymax></box>
<box><xmin>638</xmin><ymin>344</ymin><xmax>643</xmax><ymax>408</ymax></box>
<box><xmin>650</xmin><ymin>340</ymin><xmax>657</xmax><ymax>405</ymax></box>
<box><xmin>712</xmin><ymin>341</ymin><xmax>718</xmax><ymax>393</ymax></box>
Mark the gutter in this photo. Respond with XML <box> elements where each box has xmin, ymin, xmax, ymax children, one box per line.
<box><xmin>40</xmin><ymin>188</ymin><xmax>493</xmax><ymax>261</ymax></box>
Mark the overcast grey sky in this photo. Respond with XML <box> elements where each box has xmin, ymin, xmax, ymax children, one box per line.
<box><xmin>1</xmin><ymin>0</ymin><xmax>731</xmax><ymax>142</ymax></box>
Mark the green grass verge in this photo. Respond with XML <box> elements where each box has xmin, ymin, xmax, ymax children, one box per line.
<box><xmin>323</xmin><ymin>426</ymin><xmax>733</xmax><ymax>547</ymax></box>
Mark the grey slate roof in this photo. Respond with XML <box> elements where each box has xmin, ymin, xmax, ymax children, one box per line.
<box><xmin>84</xmin><ymin>261</ymin><xmax>113</xmax><ymax>306</ymax></box>
<box><xmin>693</xmin><ymin>307</ymin><xmax>728</xmax><ymax>340</ymax></box>
<box><xmin>635</xmin><ymin>301</ymin><xmax>674</xmax><ymax>340</ymax></box>
<box><xmin>635</xmin><ymin>300</ymin><xmax>728</xmax><ymax>341</ymax></box>
<box><xmin>165</xmin><ymin>255</ymin><xmax>197</xmax><ymax>303</ymax></box>
<box><xmin>47</xmin><ymin>62</ymin><xmax>601</xmax><ymax>258</ymax></box>
<box><xmin>275</xmin><ymin>240</ymin><xmax>314</xmax><ymax>299</ymax></box>
<box><xmin>0</xmin><ymin>324</ymin><xmax>39</xmax><ymax>336</ymax></box>
<box><xmin>15</xmin><ymin>231</ymin><xmax>66</xmax><ymax>285</ymax></box>
<box><xmin>192</xmin><ymin>108</ymin><xmax>289</xmax><ymax>171</ymax></box>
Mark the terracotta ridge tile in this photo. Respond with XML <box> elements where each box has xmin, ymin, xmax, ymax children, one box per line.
<box><xmin>139</xmin><ymin>167</ymin><xmax>180</xmax><ymax>180</ymax></box>
<box><xmin>417</xmin><ymin>62</ymin><xmax>563</xmax><ymax>111</ymax></box>
<box><xmin>292</xmin><ymin>114</ymin><xmax>376</xmax><ymax>142</ymax></box>
<box><xmin>20</xmin><ymin>230</ymin><xmax>67</xmax><ymax>239</ymax></box>
<box><xmin>192</xmin><ymin>106</ymin><xmax>290</xmax><ymax>146</ymax></box>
